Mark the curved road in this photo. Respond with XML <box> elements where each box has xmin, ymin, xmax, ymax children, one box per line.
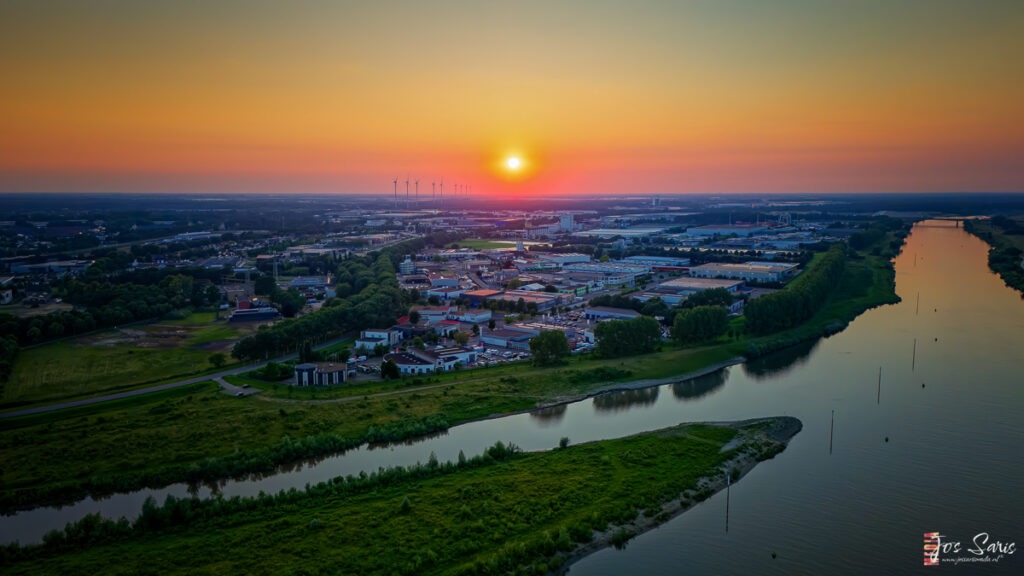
<box><xmin>0</xmin><ymin>333</ymin><xmax>354</xmax><ymax>420</ymax></box>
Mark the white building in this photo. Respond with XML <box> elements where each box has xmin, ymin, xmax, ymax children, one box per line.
<box><xmin>563</xmin><ymin>262</ymin><xmax>648</xmax><ymax>278</ymax></box>
<box><xmin>356</xmin><ymin>328</ymin><xmax>402</xmax><ymax>351</ymax></box>
<box><xmin>448</xmin><ymin>308</ymin><xmax>492</xmax><ymax>323</ymax></box>
<box><xmin>620</xmin><ymin>255</ymin><xmax>691</xmax><ymax>269</ymax></box>
<box><xmin>539</xmin><ymin>252</ymin><xmax>591</xmax><ymax>266</ymax></box>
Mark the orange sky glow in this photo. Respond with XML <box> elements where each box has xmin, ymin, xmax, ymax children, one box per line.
<box><xmin>1</xmin><ymin>1</ymin><xmax>1022</xmax><ymax>196</ymax></box>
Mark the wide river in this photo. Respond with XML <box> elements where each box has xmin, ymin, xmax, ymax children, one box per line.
<box><xmin>3</xmin><ymin>220</ymin><xmax>1023</xmax><ymax>574</ymax></box>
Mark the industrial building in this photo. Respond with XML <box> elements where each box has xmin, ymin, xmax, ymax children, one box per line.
<box><xmin>583</xmin><ymin>306</ymin><xmax>642</xmax><ymax>320</ymax></box>
<box><xmin>689</xmin><ymin>262</ymin><xmax>798</xmax><ymax>283</ymax></box>
<box><xmin>480</xmin><ymin>326</ymin><xmax>539</xmax><ymax>350</ymax></box>
<box><xmin>293</xmin><ymin>362</ymin><xmax>348</xmax><ymax>386</ymax></box>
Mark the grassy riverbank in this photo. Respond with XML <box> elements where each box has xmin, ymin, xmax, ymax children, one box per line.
<box><xmin>0</xmin><ymin>418</ymin><xmax>800</xmax><ymax>576</ymax></box>
<box><xmin>964</xmin><ymin>217</ymin><xmax>1024</xmax><ymax>295</ymax></box>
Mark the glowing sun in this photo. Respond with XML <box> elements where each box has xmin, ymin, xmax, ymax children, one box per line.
<box><xmin>506</xmin><ymin>156</ymin><xmax>522</xmax><ymax>171</ymax></box>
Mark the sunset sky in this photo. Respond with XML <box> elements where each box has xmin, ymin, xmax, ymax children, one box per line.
<box><xmin>1</xmin><ymin>0</ymin><xmax>1022</xmax><ymax>196</ymax></box>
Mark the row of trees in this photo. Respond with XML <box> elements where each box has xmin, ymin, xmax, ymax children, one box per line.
<box><xmin>744</xmin><ymin>243</ymin><xmax>848</xmax><ymax>335</ymax></box>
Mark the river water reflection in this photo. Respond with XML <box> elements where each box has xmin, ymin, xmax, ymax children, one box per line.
<box><xmin>4</xmin><ymin>221</ymin><xmax>1023</xmax><ymax>575</ymax></box>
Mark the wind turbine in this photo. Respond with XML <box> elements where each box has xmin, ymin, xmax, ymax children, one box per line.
<box><xmin>405</xmin><ymin>176</ymin><xmax>409</xmax><ymax>208</ymax></box>
<box><xmin>415</xmin><ymin>179</ymin><xmax>419</xmax><ymax>205</ymax></box>
<box><xmin>393</xmin><ymin>178</ymin><xmax>398</xmax><ymax>209</ymax></box>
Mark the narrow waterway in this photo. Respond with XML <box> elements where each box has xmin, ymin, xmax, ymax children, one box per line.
<box><xmin>3</xmin><ymin>221</ymin><xmax>1023</xmax><ymax>575</ymax></box>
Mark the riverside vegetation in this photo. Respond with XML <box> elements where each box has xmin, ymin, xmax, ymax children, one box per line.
<box><xmin>964</xmin><ymin>216</ymin><xmax>1024</xmax><ymax>295</ymax></box>
<box><xmin>0</xmin><ymin>221</ymin><xmax>907</xmax><ymax>513</ymax></box>
<box><xmin>1</xmin><ymin>419</ymin><xmax>799</xmax><ymax>575</ymax></box>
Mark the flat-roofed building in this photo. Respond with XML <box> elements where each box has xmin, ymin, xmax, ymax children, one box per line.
<box><xmin>410</xmin><ymin>305</ymin><xmax>457</xmax><ymax>323</ymax></box>
<box><xmin>489</xmin><ymin>290</ymin><xmax>564</xmax><ymax>311</ymax></box>
<box><xmin>689</xmin><ymin>262</ymin><xmax>797</xmax><ymax>283</ymax></box>
<box><xmin>448</xmin><ymin>308</ymin><xmax>492</xmax><ymax>323</ymax></box>
<box><xmin>564</xmin><ymin>262</ymin><xmax>648</xmax><ymax>277</ymax></box>
<box><xmin>383</xmin><ymin>352</ymin><xmax>435</xmax><ymax>375</ymax></box>
<box><xmin>584</xmin><ymin>306</ymin><xmax>642</xmax><ymax>321</ymax></box>
<box><xmin>537</xmin><ymin>252</ymin><xmax>591</xmax><ymax>266</ymax></box>
<box><xmin>620</xmin><ymin>255</ymin><xmax>691</xmax><ymax>269</ymax></box>
<box><xmin>424</xmin><ymin>286</ymin><xmax>465</xmax><ymax>300</ymax></box>
<box><xmin>480</xmin><ymin>326</ymin><xmax>539</xmax><ymax>350</ymax></box>
<box><xmin>684</xmin><ymin>224</ymin><xmax>769</xmax><ymax>237</ymax></box>
<box><xmin>657</xmin><ymin>277</ymin><xmax>745</xmax><ymax>295</ymax></box>
<box><xmin>463</xmin><ymin>289</ymin><xmax>503</xmax><ymax>307</ymax></box>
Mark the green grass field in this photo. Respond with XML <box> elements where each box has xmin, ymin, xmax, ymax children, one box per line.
<box><xmin>446</xmin><ymin>238</ymin><xmax>518</xmax><ymax>249</ymax></box>
<box><xmin>3</xmin><ymin>421</ymin><xmax>796</xmax><ymax>576</ymax></box>
<box><xmin>1</xmin><ymin>313</ymin><xmax>248</xmax><ymax>407</ymax></box>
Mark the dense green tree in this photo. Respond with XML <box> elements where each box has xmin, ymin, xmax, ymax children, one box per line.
<box><xmin>209</xmin><ymin>353</ymin><xmax>227</xmax><ymax>369</ymax></box>
<box><xmin>672</xmin><ymin>306</ymin><xmax>728</xmax><ymax>343</ymax></box>
<box><xmin>529</xmin><ymin>330</ymin><xmax>570</xmax><ymax>366</ymax></box>
<box><xmin>381</xmin><ymin>359</ymin><xmax>400</xmax><ymax>380</ymax></box>
<box><xmin>254</xmin><ymin>275</ymin><xmax>277</xmax><ymax>296</ymax></box>
<box><xmin>594</xmin><ymin>317</ymin><xmax>662</xmax><ymax>358</ymax></box>
<box><xmin>272</xmin><ymin>288</ymin><xmax>307</xmax><ymax>318</ymax></box>
<box><xmin>640</xmin><ymin>297</ymin><xmax>669</xmax><ymax>318</ymax></box>
<box><xmin>681</xmin><ymin>288</ymin><xmax>733</xmax><ymax>309</ymax></box>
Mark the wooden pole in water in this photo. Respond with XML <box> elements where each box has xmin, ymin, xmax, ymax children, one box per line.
<box><xmin>916</xmin><ymin>292</ymin><xmax>920</xmax><ymax>315</ymax></box>
<box><xmin>829</xmin><ymin>410</ymin><xmax>835</xmax><ymax>455</ymax></box>
<box><xmin>877</xmin><ymin>367</ymin><xmax>882</xmax><ymax>404</ymax></box>
<box><xmin>725</xmin><ymin>473</ymin><xmax>731</xmax><ymax>533</ymax></box>
<box><xmin>912</xmin><ymin>338</ymin><xmax>917</xmax><ymax>371</ymax></box>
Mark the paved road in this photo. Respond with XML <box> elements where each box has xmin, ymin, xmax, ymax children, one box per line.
<box><xmin>0</xmin><ymin>333</ymin><xmax>354</xmax><ymax>419</ymax></box>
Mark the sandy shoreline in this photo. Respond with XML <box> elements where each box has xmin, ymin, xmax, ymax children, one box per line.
<box><xmin>553</xmin><ymin>416</ymin><xmax>803</xmax><ymax>574</ymax></box>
